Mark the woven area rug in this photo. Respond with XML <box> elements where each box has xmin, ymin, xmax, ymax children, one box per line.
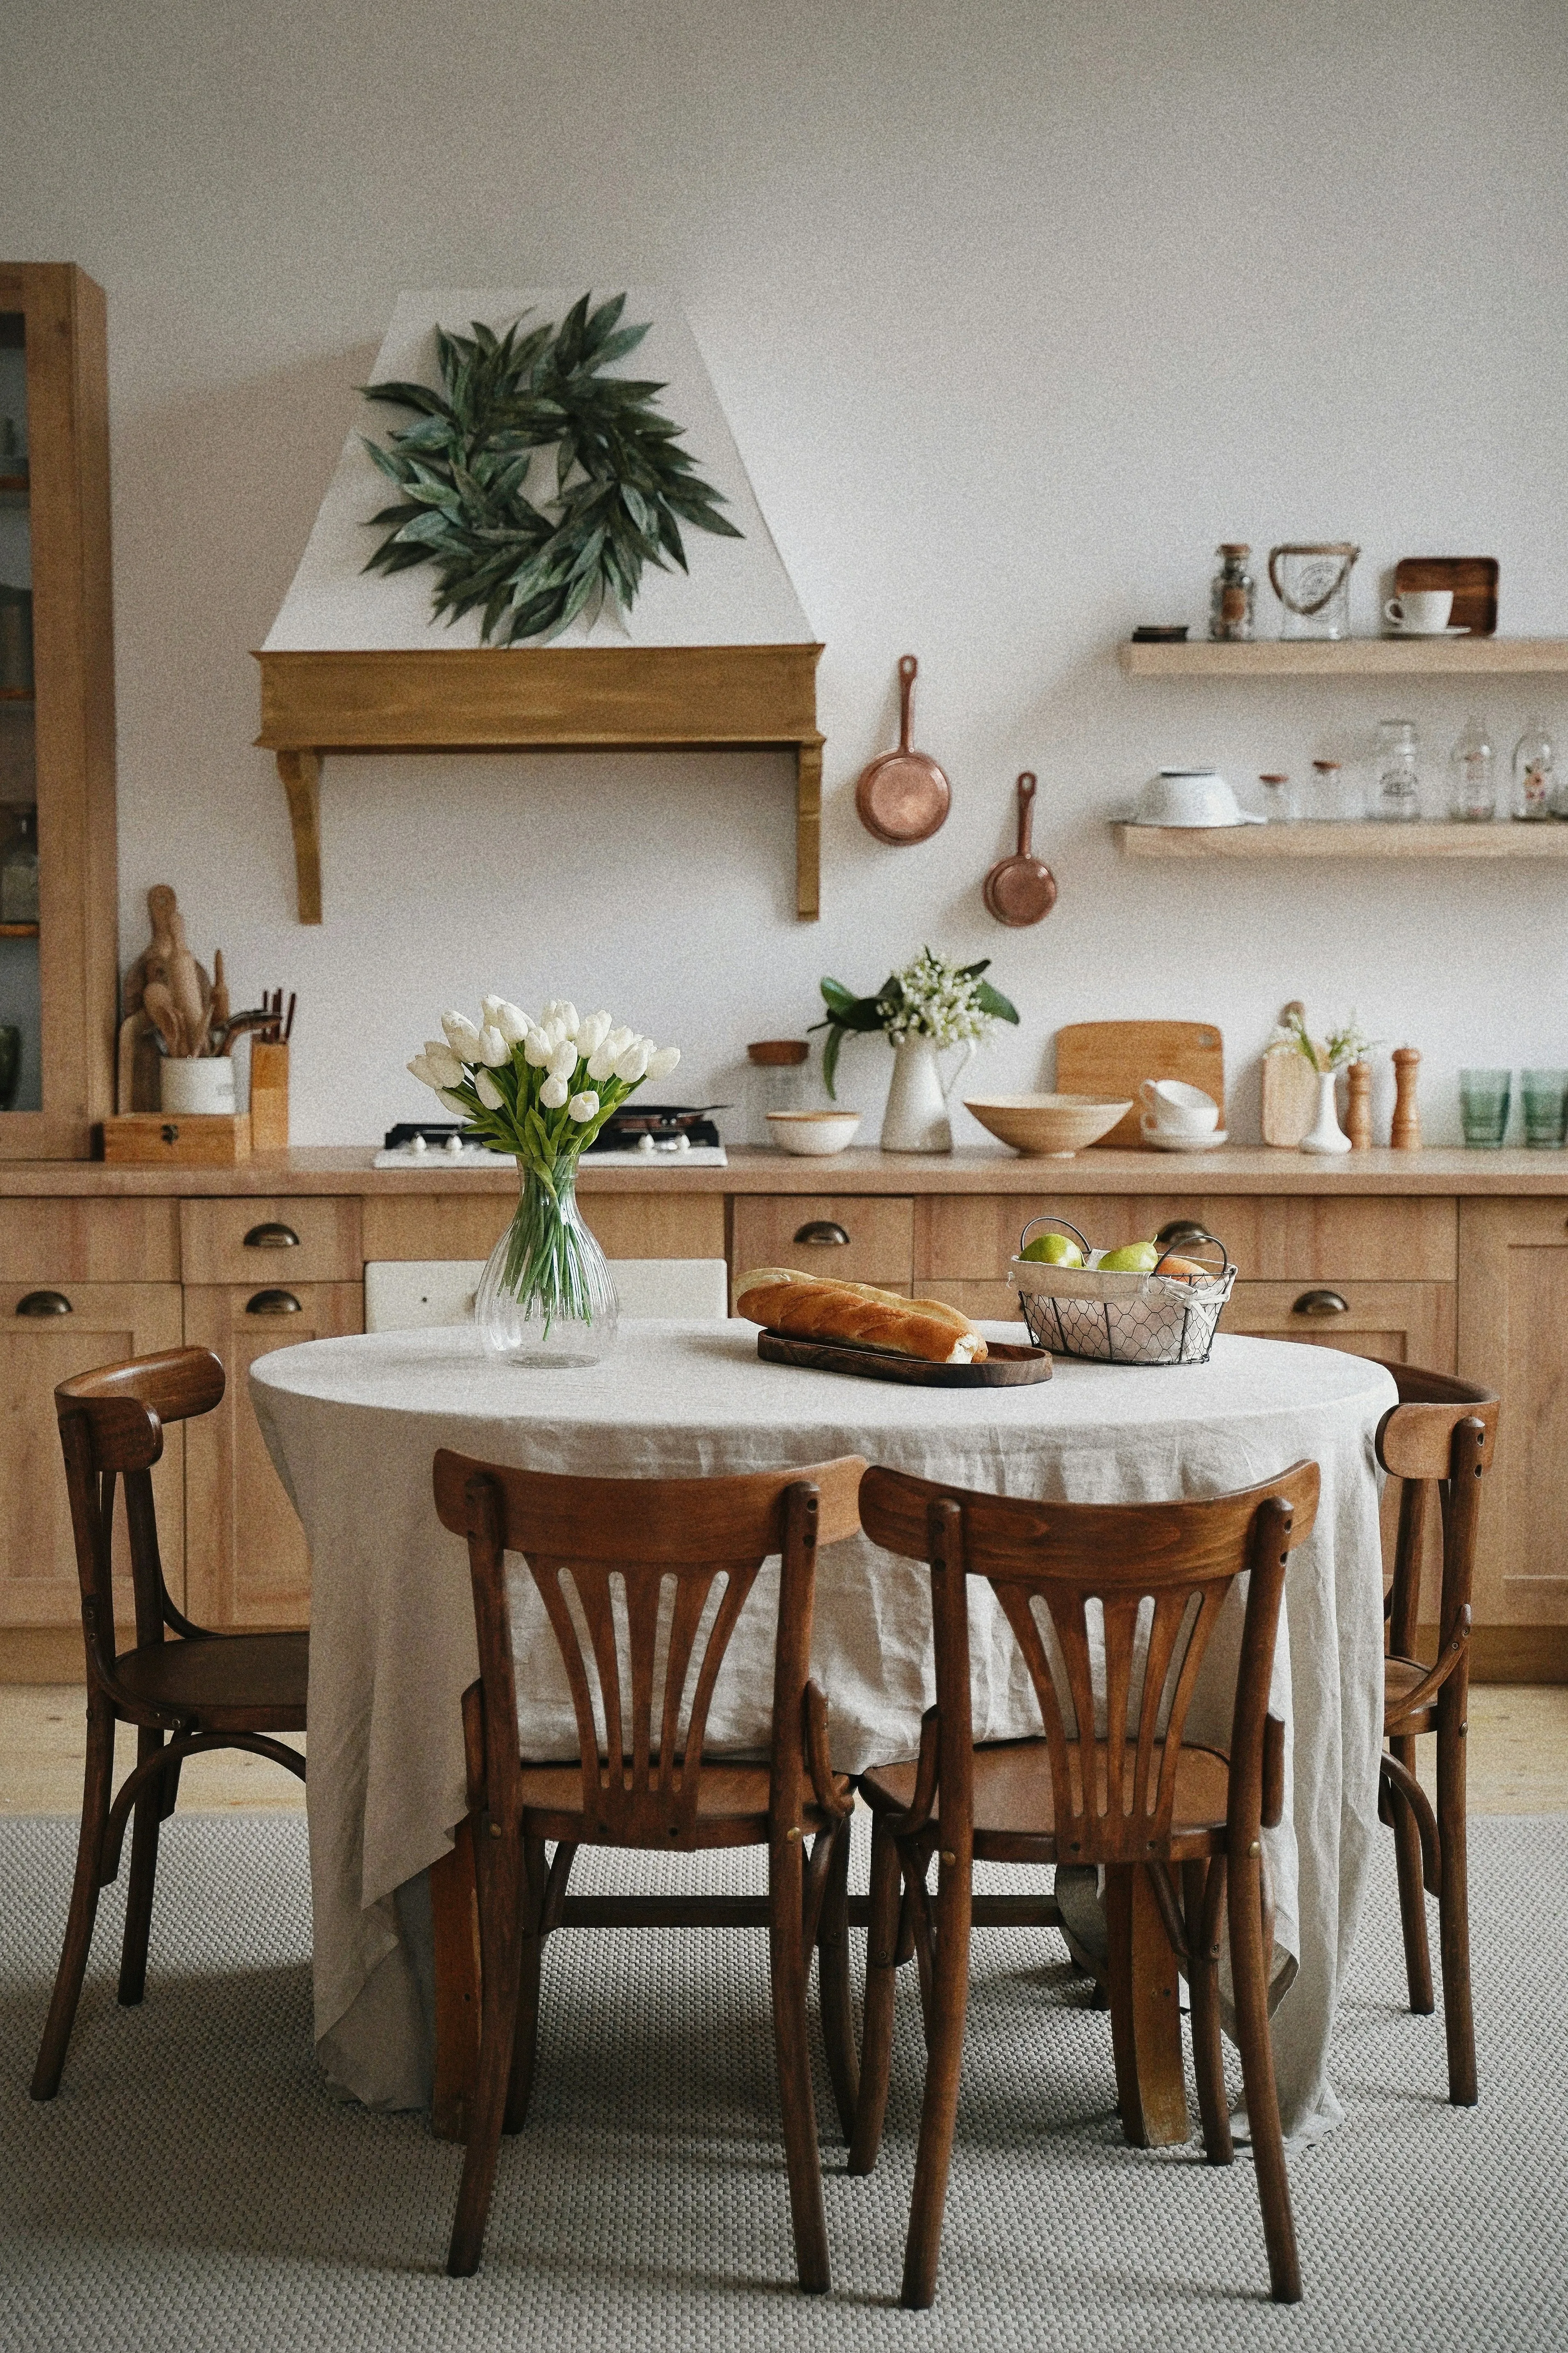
<box><xmin>1</xmin><ymin>1813</ymin><xmax>1563</xmax><ymax>2352</ymax></box>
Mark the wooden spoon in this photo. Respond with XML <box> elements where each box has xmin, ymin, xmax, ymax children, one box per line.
<box><xmin>855</xmin><ymin>655</ymin><xmax>951</xmax><ymax>845</ymax></box>
<box><xmin>983</xmin><ymin>773</ymin><xmax>1057</xmax><ymax>925</ymax></box>
<box><xmin>141</xmin><ymin>978</ymin><xmax>185</xmax><ymax>1057</ymax></box>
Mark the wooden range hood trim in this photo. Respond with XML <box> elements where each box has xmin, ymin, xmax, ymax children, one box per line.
<box><xmin>254</xmin><ymin>642</ymin><xmax>825</xmax><ymax>924</ymax></box>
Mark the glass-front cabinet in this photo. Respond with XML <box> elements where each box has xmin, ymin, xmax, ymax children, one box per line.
<box><xmin>0</xmin><ymin>266</ymin><xmax>116</xmax><ymax>1157</ymax></box>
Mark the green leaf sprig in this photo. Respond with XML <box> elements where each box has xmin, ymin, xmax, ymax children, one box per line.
<box><xmin>361</xmin><ymin>293</ymin><xmax>742</xmax><ymax>645</ymax></box>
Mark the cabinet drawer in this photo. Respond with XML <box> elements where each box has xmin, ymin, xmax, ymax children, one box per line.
<box><xmin>0</xmin><ymin>1198</ymin><xmax>181</xmax><ymax>1283</ymax></box>
<box><xmin>361</xmin><ymin>1190</ymin><xmax>726</xmax><ymax>1261</ymax></box>
<box><xmin>731</xmin><ymin>1195</ymin><xmax>914</xmax><ymax>1287</ymax></box>
<box><xmin>1227</xmin><ymin>1280</ymin><xmax>1455</xmax><ymax>1370</ymax></box>
<box><xmin>919</xmin><ymin>1194</ymin><xmax>1456</xmax><ymax>1284</ymax></box>
<box><xmin>180</xmin><ymin>1196</ymin><xmax>362</xmax><ymax>1286</ymax></box>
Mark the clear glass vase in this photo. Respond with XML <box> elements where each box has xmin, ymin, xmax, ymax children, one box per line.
<box><xmin>475</xmin><ymin>1158</ymin><xmax>618</xmax><ymax>1367</ymax></box>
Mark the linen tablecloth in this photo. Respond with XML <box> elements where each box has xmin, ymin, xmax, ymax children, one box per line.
<box><xmin>250</xmin><ymin>1322</ymin><xmax>1395</xmax><ymax>2137</ymax></box>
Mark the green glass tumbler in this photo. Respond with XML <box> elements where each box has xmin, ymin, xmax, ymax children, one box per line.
<box><xmin>1459</xmin><ymin>1068</ymin><xmax>1511</xmax><ymax>1149</ymax></box>
<box><xmin>0</xmin><ymin>1025</ymin><xmax>19</xmax><ymax>1113</ymax></box>
<box><xmin>1521</xmin><ymin>1068</ymin><xmax>1568</xmax><ymax>1149</ymax></box>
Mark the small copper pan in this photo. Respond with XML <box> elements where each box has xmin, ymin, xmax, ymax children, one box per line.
<box><xmin>855</xmin><ymin>655</ymin><xmax>951</xmax><ymax>845</ymax></box>
<box><xmin>983</xmin><ymin>773</ymin><xmax>1057</xmax><ymax>926</ymax></box>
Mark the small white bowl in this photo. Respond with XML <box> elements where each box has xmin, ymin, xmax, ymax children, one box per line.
<box><xmin>767</xmin><ymin>1110</ymin><xmax>862</xmax><ymax>1157</ymax></box>
<box><xmin>1131</xmin><ymin>769</ymin><xmax>1264</xmax><ymax>828</ymax></box>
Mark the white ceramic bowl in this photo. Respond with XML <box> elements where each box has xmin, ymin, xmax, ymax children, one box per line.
<box><xmin>767</xmin><ymin>1110</ymin><xmax>862</xmax><ymax>1157</ymax></box>
<box><xmin>1131</xmin><ymin>769</ymin><xmax>1264</xmax><ymax>828</ymax></box>
<box><xmin>1139</xmin><ymin>1078</ymin><xmax>1219</xmax><ymax>1136</ymax></box>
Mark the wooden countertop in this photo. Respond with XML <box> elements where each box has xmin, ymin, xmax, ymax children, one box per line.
<box><xmin>1</xmin><ymin>1144</ymin><xmax>1567</xmax><ymax>1197</ymax></box>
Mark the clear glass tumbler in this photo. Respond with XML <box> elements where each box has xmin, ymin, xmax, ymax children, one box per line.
<box><xmin>1459</xmin><ymin>1068</ymin><xmax>1511</xmax><ymax>1149</ymax></box>
<box><xmin>1520</xmin><ymin>1069</ymin><xmax>1568</xmax><ymax>1149</ymax></box>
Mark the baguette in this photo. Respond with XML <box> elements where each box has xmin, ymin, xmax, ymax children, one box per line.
<box><xmin>735</xmin><ymin>1268</ymin><xmax>987</xmax><ymax>1364</ymax></box>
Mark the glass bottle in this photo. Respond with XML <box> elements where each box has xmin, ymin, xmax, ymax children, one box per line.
<box><xmin>1374</xmin><ymin>719</ymin><xmax>1421</xmax><ymax>823</ymax></box>
<box><xmin>1257</xmin><ymin>771</ymin><xmax>1296</xmax><ymax>822</ymax></box>
<box><xmin>0</xmin><ymin>806</ymin><xmax>39</xmax><ymax>923</ymax></box>
<box><xmin>1512</xmin><ymin>716</ymin><xmax>1554</xmax><ymax>822</ymax></box>
<box><xmin>1448</xmin><ymin>715</ymin><xmax>1496</xmax><ymax>822</ymax></box>
<box><xmin>1209</xmin><ymin>543</ymin><xmax>1255</xmax><ymax>642</ymax></box>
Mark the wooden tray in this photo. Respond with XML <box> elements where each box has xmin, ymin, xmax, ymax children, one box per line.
<box><xmin>757</xmin><ymin>1332</ymin><xmax>1052</xmax><ymax>1387</ymax></box>
<box><xmin>1394</xmin><ymin>556</ymin><xmax>1498</xmax><ymax>636</ymax></box>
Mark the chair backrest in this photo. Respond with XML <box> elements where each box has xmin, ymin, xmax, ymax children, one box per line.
<box><xmin>54</xmin><ymin>1347</ymin><xmax>227</xmax><ymax>1677</ymax></box>
<box><xmin>859</xmin><ymin>1460</ymin><xmax>1319</xmax><ymax>1863</ymax></box>
<box><xmin>366</xmin><ymin>1257</ymin><xmax>730</xmax><ymax>1330</ymax></box>
<box><xmin>1371</xmin><ymin>1360</ymin><xmax>1498</xmax><ymax>1658</ymax></box>
<box><xmin>433</xmin><ymin>1450</ymin><xmax>866</xmax><ymax>1847</ymax></box>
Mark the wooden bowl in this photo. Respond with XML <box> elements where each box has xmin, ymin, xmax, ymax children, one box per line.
<box><xmin>963</xmin><ymin>1093</ymin><xmax>1132</xmax><ymax>1157</ymax></box>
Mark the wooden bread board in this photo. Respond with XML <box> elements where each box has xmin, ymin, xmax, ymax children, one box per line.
<box><xmin>1261</xmin><ymin>1002</ymin><xmax>1321</xmax><ymax>1148</ymax></box>
<box><xmin>1053</xmin><ymin>1021</ymin><xmax>1223</xmax><ymax>1149</ymax></box>
<box><xmin>757</xmin><ymin>1332</ymin><xmax>1052</xmax><ymax>1387</ymax></box>
<box><xmin>100</xmin><ymin>1112</ymin><xmax>252</xmax><ymax>1165</ymax></box>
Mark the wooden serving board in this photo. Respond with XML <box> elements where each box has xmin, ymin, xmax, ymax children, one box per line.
<box><xmin>757</xmin><ymin>1332</ymin><xmax>1052</xmax><ymax>1387</ymax></box>
<box><xmin>1394</xmin><ymin>555</ymin><xmax>1497</xmax><ymax>636</ymax></box>
<box><xmin>1261</xmin><ymin>1002</ymin><xmax>1321</xmax><ymax>1148</ymax></box>
<box><xmin>1054</xmin><ymin>1021</ymin><xmax>1224</xmax><ymax>1149</ymax></box>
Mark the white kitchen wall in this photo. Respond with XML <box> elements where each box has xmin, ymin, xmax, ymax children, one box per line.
<box><xmin>2</xmin><ymin>0</ymin><xmax>1565</xmax><ymax>1144</ymax></box>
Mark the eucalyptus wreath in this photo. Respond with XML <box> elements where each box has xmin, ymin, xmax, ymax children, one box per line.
<box><xmin>361</xmin><ymin>293</ymin><xmax>742</xmax><ymax>644</ymax></box>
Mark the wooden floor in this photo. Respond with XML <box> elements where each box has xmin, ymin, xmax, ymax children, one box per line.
<box><xmin>2</xmin><ymin>1684</ymin><xmax>1565</xmax><ymax>1815</ymax></box>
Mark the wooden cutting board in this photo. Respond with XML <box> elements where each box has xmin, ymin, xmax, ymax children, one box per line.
<box><xmin>1054</xmin><ymin>1021</ymin><xmax>1224</xmax><ymax>1149</ymax></box>
<box><xmin>1261</xmin><ymin>1003</ymin><xmax>1322</xmax><ymax>1148</ymax></box>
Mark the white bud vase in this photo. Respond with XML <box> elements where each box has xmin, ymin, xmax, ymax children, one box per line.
<box><xmin>880</xmin><ymin>1036</ymin><xmax>974</xmax><ymax>1154</ymax></box>
<box><xmin>1300</xmin><ymin>1068</ymin><xmax>1352</xmax><ymax>1156</ymax></box>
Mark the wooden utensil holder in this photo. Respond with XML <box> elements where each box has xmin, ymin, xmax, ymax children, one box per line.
<box><xmin>250</xmin><ymin>1040</ymin><xmax>290</xmax><ymax>1152</ymax></box>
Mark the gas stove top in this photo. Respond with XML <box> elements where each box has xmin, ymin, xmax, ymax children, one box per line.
<box><xmin>374</xmin><ymin>1116</ymin><xmax>728</xmax><ymax>1170</ymax></box>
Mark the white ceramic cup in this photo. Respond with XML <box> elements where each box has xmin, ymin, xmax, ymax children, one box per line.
<box><xmin>1138</xmin><ymin>1078</ymin><xmax>1218</xmax><ymax>1138</ymax></box>
<box><xmin>1384</xmin><ymin>589</ymin><xmax>1454</xmax><ymax>634</ymax></box>
<box><xmin>160</xmin><ymin>1057</ymin><xmax>236</xmax><ymax>1115</ymax></box>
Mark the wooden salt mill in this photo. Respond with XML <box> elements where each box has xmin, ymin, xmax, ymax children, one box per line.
<box><xmin>1345</xmin><ymin>1059</ymin><xmax>1373</xmax><ymax>1151</ymax></box>
<box><xmin>1391</xmin><ymin>1046</ymin><xmax>1421</xmax><ymax>1150</ymax></box>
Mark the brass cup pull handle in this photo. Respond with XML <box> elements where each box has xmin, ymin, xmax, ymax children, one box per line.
<box><xmin>793</xmin><ymin>1220</ymin><xmax>850</xmax><ymax>1247</ymax></box>
<box><xmin>244</xmin><ymin>1222</ymin><xmax>300</xmax><ymax>1250</ymax></box>
<box><xmin>246</xmin><ymin>1289</ymin><xmax>303</xmax><ymax>1316</ymax></box>
<box><xmin>1293</xmin><ymin>1289</ymin><xmax>1349</xmax><ymax>1316</ymax></box>
<box><xmin>16</xmin><ymin>1290</ymin><xmax>71</xmax><ymax>1316</ymax></box>
<box><xmin>1154</xmin><ymin>1220</ymin><xmax>1211</xmax><ymax>1252</ymax></box>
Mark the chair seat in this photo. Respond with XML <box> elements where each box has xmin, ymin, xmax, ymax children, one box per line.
<box><xmin>113</xmin><ymin>1632</ymin><xmax>309</xmax><ymax>1730</ymax></box>
<box><xmin>860</xmin><ymin>1736</ymin><xmax>1233</xmax><ymax>1860</ymax></box>
<box><xmin>1384</xmin><ymin>1652</ymin><xmax>1438</xmax><ymax>1733</ymax></box>
<box><xmin>518</xmin><ymin>1758</ymin><xmax>854</xmax><ymax>1846</ymax></box>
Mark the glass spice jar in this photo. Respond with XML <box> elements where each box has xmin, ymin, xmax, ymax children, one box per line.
<box><xmin>1209</xmin><ymin>543</ymin><xmax>1255</xmax><ymax>641</ymax></box>
<box><xmin>1512</xmin><ymin>716</ymin><xmax>1554</xmax><ymax>822</ymax></box>
<box><xmin>1311</xmin><ymin>757</ymin><xmax>1357</xmax><ymax>820</ymax></box>
<box><xmin>1258</xmin><ymin>771</ymin><xmax>1296</xmax><ymax>822</ymax></box>
<box><xmin>1449</xmin><ymin>715</ymin><xmax>1496</xmax><ymax>822</ymax></box>
<box><xmin>1374</xmin><ymin>719</ymin><xmax>1421</xmax><ymax>823</ymax></box>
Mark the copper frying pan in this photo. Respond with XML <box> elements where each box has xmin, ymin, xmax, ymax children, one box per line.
<box><xmin>855</xmin><ymin>655</ymin><xmax>951</xmax><ymax>845</ymax></box>
<box><xmin>982</xmin><ymin>773</ymin><xmax>1057</xmax><ymax>925</ymax></box>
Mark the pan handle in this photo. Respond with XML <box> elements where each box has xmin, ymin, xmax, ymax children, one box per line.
<box><xmin>1015</xmin><ymin>772</ymin><xmax>1036</xmax><ymax>855</ymax></box>
<box><xmin>898</xmin><ymin>654</ymin><xmax>917</xmax><ymax>751</ymax></box>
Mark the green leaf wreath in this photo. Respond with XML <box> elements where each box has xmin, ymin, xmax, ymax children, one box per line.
<box><xmin>361</xmin><ymin>293</ymin><xmax>743</xmax><ymax>645</ymax></box>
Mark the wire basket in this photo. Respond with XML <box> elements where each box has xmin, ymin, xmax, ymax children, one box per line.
<box><xmin>1009</xmin><ymin>1217</ymin><xmax>1236</xmax><ymax>1367</ymax></box>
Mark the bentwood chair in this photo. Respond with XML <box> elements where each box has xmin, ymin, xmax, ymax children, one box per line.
<box><xmin>432</xmin><ymin>1448</ymin><xmax>866</xmax><ymax>2287</ymax></box>
<box><xmin>1372</xmin><ymin>1361</ymin><xmax>1499</xmax><ymax>2106</ymax></box>
<box><xmin>32</xmin><ymin>1348</ymin><xmax>309</xmax><ymax>2101</ymax></box>
<box><xmin>849</xmin><ymin>1460</ymin><xmax>1320</xmax><ymax>2309</ymax></box>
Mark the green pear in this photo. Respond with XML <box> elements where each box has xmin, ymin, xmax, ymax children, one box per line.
<box><xmin>1021</xmin><ymin>1232</ymin><xmax>1084</xmax><ymax>1268</ymax></box>
<box><xmin>1097</xmin><ymin>1240</ymin><xmax>1161</xmax><ymax>1273</ymax></box>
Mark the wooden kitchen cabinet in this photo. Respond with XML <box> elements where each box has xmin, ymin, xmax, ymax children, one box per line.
<box><xmin>916</xmin><ymin>1193</ymin><xmax>1455</xmax><ymax>1285</ymax></box>
<box><xmin>731</xmin><ymin>1194</ymin><xmax>913</xmax><ymax>1289</ymax></box>
<box><xmin>361</xmin><ymin>1188</ymin><xmax>723</xmax><ymax>1263</ymax></box>
<box><xmin>182</xmin><ymin>1281</ymin><xmax>363</xmax><ymax>1630</ymax></box>
<box><xmin>1227</xmin><ymin>1280</ymin><xmax>1455</xmax><ymax>1370</ymax></box>
<box><xmin>1457</xmin><ymin>1198</ymin><xmax>1568</xmax><ymax>1632</ymax></box>
<box><xmin>0</xmin><ymin>1280</ymin><xmax>183</xmax><ymax>1627</ymax></box>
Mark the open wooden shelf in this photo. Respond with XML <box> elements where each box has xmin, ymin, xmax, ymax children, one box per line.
<box><xmin>1114</xmin><ymin>820</ymin><xmax>1568</xmax><ymax>862</ymax></box>
<box><xmin>1117</xmin><ymin>636</ymin><xmax>1568</xmax><ymax>678</ymax></box>
<box><xmin>0</xmin><ymin>921</ymin><xmax>39</xmax><ymax>938</ymax></box>
<box><xmin>254</xmin><ymin>642</ymin><xmax>825</xmax><ymax>926</ymax></box>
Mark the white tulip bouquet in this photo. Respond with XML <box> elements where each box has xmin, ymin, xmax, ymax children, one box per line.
<box><xmin>408</xmin><ymin>996</ymin><xmax>681</xmax><ymax>1361</ymax></box>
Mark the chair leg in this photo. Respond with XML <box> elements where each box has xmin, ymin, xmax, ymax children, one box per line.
<box><xmin>901</xmin><ymin>1848</ymin><xmax>971</xmax><ymax>2312</ymax></box>
<box><xmin>1435</xmin><ymin>1690</ymin><xmax>1477</xmax><ymax>2107</ymax></box>
<box><xmin>768</xmin><ymin>1830</ymin><xmax>830</xmax><ymax>2293</ymax></box>
<box><xmin>1227</xmin><ymin>1847</ymin><xmax>1300</xmax><ymax>2305</ymax></box>
<box><xmin>1183</xmin><ymin>1860</ymin><xmax>1232</xmax><ymax>2165</ymax></box>
<box><xmin>118</xmin><ymin>1727</ymin><xmax>167</xmax><ymax>2007</ymax></box>
<box><xmin>502</xmin><ymin>1836</ymin><xmax>548</xmax><ymax>2134</ymax></box>
<box><xmin>1387</xmin><ymin>1735</ymin><xmax>1434</xmax><ymax>2015</ymax></box>
<box><xmin>815</xmin><ymin>1816</ymin><xmax>859</xmax><ymax>2143</ymax></box>
<box><xmin>848</xmin><ymin>1814</ymin><xmax>904</xmax><ymax>2175</ymax></box>
<box><xmin>32</xmin><ymin>1698</ymin><xmax>117</xmax><ymax>2101</ymax></box>
<box><xmin>446</xmin><ymin>1829</ymin><xmax>526</xmax><ymax>2278</ymax></box>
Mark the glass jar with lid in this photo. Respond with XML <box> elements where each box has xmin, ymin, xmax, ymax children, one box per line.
<box><xmin>1449</xmin><ymin>715</ymin><xmax>1496</xmax><ymax>822</ymax></box>
<box><xmin>1209</xmin><ymin>544</ymin><xmax>1255</xmax><ymax>642</ymax></box>
<box><xmin>747</xmin><ymin>1039</ymin><xmax>809</xmax><ymax>1142</ymax></box>
<box><xmin>1512</xmin><ymin>717</ymin><xmax>1554</xmax><ymax>822</ymax></box>
<box><xmin>1374</xmin><ymin>719</ymin><xmax>1420</xmax><ymax>822</ymax></box>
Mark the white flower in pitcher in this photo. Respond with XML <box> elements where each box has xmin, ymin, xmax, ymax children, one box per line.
<box><xmin>646</xmin><ymin>1045</ymin><xmax>681</xmax><ymax>1080</ymax></box>
<box><xmin>576</xmin><ymin>1010</ymin><xmax>613</xmax><ymax>1057</ymax></box>
<box><xmin>539</xmin><ymin>1073</ymin><xmax>569</xmax><ymax>1109</ymax></box>
<box><xmin>523</xmin><ymin>1028</ymin><xmax>553</xmax><ymax>1068</ymax></box>
<box><xmin>441</xmin><ymin>1010</ymin><xmax>484</xmax><ymax>1060</ymax></box>
<box><xmin>613</xmin><ymin>1041</ymin><xmax>651</xmax><ymax>1084</ymax></box>
<box><xmin>474</xmin><ymin>1069</ymin><xmax>504</xmax><ymax>1111</ymax></box>
<box><xmin>548</xmin><ymin>1039</ymin><xmax>579</xmax><ymax>1083</ymax></box>
<box><xmin>567</xmin><ymin>1090</ymin><xmax>599</xmax><ymax>1123</ymax></box>
<box><xmin>477</xmin><ymin>1024</ymin><xmax>510</xmax><ymax>1068</ymax></box>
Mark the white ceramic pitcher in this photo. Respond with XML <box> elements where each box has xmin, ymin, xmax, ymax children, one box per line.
<box><xmin>880</xmin><ymin>1035</ymin><xmax>974</xmax><ymax>1154</ymax></box>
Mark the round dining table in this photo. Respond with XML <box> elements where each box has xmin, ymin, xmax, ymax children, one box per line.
<box><xmin>250</xmin><ymin>1318</ymin><xmax>1395</xmax><ymax>2145</ymax></box>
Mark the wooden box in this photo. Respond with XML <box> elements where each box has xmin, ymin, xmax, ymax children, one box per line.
<box><xmin>100</xmin><ymin>1113</ymin><xmax>252</xmax><ymax>1166</ymax></box>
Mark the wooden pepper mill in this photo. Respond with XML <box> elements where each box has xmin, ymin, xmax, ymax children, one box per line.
<box><xmin>1346</xmin><ymin>1059</ymin><xmax>1373</xmax><ymax>1151</ymax></box>
<box><xmin>1391</xmin><ymin>1046</ymin><xmax>1421</xmax><ymax>1150</ymax></box>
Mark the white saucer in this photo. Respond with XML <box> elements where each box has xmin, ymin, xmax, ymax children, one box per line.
<box><xmin>1141</xmin><ymin>1126</ymin><xmax>1230</xmax><ymax>1153</ymax></box>
<box><xmin>1383</xmin><ymin>625</ymin><xmax>1470</xmax><ymax>638</ymax></box>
